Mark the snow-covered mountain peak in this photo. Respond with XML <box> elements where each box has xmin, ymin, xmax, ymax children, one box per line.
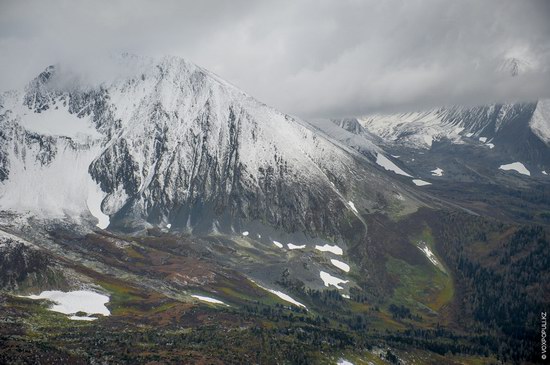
<box><xmin>1</xmin><ymin>54</ymin><xmax>405</xmax><ymax>235</ymax></box>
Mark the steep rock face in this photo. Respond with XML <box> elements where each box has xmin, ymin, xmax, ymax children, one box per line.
<box><xmin>0</xmin><ymin>231</ymin><xmax>57</xmax><ymax>291</ymax></box>
<box><xmin>0</xmin><ymin>55</ymin><xmax>406</xmax><ymax>236</ymax></box>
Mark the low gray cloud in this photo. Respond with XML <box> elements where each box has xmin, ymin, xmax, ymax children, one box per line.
<box><xmin>1</xmin><ymin>0</ymin><xmax>549</xmax><ymax>117</ymax></box>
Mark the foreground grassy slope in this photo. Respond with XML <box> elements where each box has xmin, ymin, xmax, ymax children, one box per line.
<box><xmin>0</xmin><ymin>206</ymin><xmax>547</xmax><ymax>364</ymax></box>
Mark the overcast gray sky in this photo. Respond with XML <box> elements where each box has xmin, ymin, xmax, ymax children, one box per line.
<box><xmin>1</xmin><ymin>0</ymin><xmax>549</xmax><ymax>117</ymax></box>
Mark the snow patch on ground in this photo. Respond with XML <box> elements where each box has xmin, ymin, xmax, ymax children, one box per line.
<box><xmin>337</xmin><ymin>359</ymin><xmax>354</xmax><ymax>365</ymax></box>
<box><xmin>330</xmin><ymin>259</ymin><xmax>350</xmax><ymax>272</ymax></box>
<box><xmin>69</xmin><ymin>315</ymin><xmax>98</xmax><ymax>321</ymax></box>
<box><xmin>543</xmin><ymin>171</ymin><xmax>548</xmax><ymax>175</ymax></box>
<box><xmin>315</xmin><ymin>244</ymin><xmax>343</xmax><ymax>255</ymax></box>
<box><xmin>375</xmin><ymin>153</ymin><xmax>413</xmax><ymax>177</ymax></box>
<box><xmin>166</xmin><ymin>223</ymin><xmax>171</xmax><ymax>229</ymax></box>
<box><xmin>272</xmin><ymin>240</ymin><xmax>283</xmax><ymax>248</ymax></box>
<box><xmin>242</xmin><ymin>231</ymin><xmax>249</xmax><ymax>236</ymax></box>
<box><xmin>430</xmin><ymin>168</ymin><xmax>444</xmax><ymax>177</ymax></box>
<box><xmin>465</xmin><ymin>132</ymin><xmax>474</xmax><ymax>137</ymax></box>
<box><xmin>479</xmin><ymin>137</ymin><xmax>487</xmax><ymax>143</ymax></box>
<box><xmin>486</xmin><ymin>143</ymin><xmax>495</xmax><ymax>149</ymax></box>
<box><xmin>191</xmin><ymin>295</ymin><xmax>227</xmax><ymax>305</ymax></box>
<box><xmin>23</xmin><ymin>290</ymin><xmax>110</xmax><ymax>320</ymax></box>
<box><xmin>412</xmin><ymin>179</ymin><xmax>432</xmax><ymax>186</ymax></box>
<box><xmin>287</xmin><ymin>243</ymin><xmax>306</xmax><ymax>250</ymax></box>
<box><xmin>499</xmin><ymin>162</ymin><xmax>531</xmax><ymax>176</ymax></box>
<box><xmin>265</xmin><ymin>289</ymin><xmax>307</xmax><ymax>308</ymax></box>
<box><xmin>251</xmin><ymin>280</ymin><xmax>307</xmax><ymax>308</ymax></box>
<box><xmin>320</xmin><ymin>271</ymin><xmax>348</xmax><ymax>289</ymax></box>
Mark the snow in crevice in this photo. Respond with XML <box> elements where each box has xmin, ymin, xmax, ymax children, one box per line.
<box><xmin>347</xmin><ymin>201</ymin><xmax>358</xmax><ymax>214</ymax></box>
<box><xmin>430</xmin><ymin>168</ymin><xmax>444</xmax><ymax>177</ymax></box>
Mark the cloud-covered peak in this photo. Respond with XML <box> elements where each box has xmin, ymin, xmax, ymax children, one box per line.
<box><xmin>1</xmin><ymin>0</ymin><xmax>549</xmax><ymax>118</ymax></box>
